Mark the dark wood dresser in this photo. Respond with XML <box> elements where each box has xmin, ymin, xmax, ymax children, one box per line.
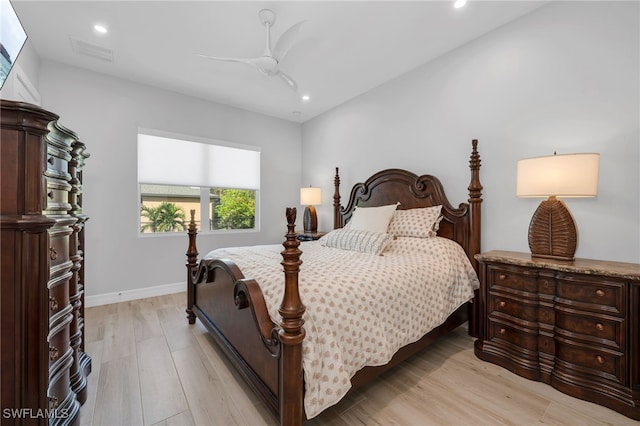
<box><xmin>474</xmin><ymin>250</ymin><xmax>639</xmax><ymax>420</ymax></box>
<box><xmin>1</xmin><ymin>99</ymin><xmax>91</xmax><ymax>425</ymax></box>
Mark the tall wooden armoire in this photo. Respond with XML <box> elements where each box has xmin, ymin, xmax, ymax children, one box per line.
<box><xmin>1</xmin><ymin>99</ymin><xmax>91</xmax><ymax>425</ymax></box>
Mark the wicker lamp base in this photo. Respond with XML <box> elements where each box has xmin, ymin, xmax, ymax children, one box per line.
<box><xmin>528</xmin><ymin>196</ymin><xmax>577</xmax><ymax>261</ymax></box>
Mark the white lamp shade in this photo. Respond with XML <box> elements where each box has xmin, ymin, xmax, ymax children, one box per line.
<box><xmin>300</xmin><ymin>187</ymin><xmax>322</xmax><ymax>205</ymax></box>
<box><xmin>516</xmin><ymin>153</ymin><xmax>599</xmax><ymax>198</ymax></box>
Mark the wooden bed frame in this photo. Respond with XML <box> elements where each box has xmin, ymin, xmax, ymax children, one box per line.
<box><xmin>185</xmin><ymin>140</ymin><xmax>482</xmax><ymax>425</ymax></box>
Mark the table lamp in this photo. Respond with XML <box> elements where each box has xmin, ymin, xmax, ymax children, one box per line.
<box><xmin>516</xmin><ymin>152</ymin><xmax>599</xmax><ymax>261</ymax></box>
<box><xmin>300</xmin><ymin>187</ymin><xmax>322</xmax><ymax>234</ymax></box>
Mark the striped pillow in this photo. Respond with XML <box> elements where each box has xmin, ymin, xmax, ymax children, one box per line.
<box><xmin>319</xmin><ymin>228</ymin><xmax>393</xmax><ymax>256</ymax></box>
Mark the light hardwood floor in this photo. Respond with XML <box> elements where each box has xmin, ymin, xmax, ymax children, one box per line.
<box><xmin>80</xmin><ymin>293</ymin><xmax>636</xmax><ymax>426</ymax></box>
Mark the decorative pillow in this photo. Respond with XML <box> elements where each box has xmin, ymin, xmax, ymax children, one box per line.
<box><xmin>319</xmin><ymin>228</ymin><xmax>394</xmax><ymax>256</ymax></box>
<box><xmin>387</xmin><ymin>205</ymin><xmax>443</xmax><ymax>238</ymax></box>
<box><xmin>347</xmin><ymin>202</ymin><xmax>399</xmax><ymax>233</ymax></box>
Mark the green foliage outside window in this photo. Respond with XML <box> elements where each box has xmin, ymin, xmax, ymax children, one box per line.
<box><xmin>214</xmin><ymin>189</ymin><xmax>255</xmax><ymax>230</ymax></box>
<box><xmin>140</xmin><ymin>202</ymin><xmax>187</xmax><ymax>232</ymax></box>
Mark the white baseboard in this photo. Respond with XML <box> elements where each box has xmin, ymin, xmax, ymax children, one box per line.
<box><xmin>85</xmin><ymin>282</ymin><xmax>185</xmax><ymax>307</ymax></box>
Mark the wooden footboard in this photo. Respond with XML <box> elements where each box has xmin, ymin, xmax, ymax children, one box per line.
<box><xmin>186</xmin><ymin>208</ymin><xmax>305</xmax><ymax>424</ymax></box>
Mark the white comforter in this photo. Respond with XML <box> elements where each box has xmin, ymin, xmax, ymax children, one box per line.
<box><xmin>204</xmin><ymin>236</ymin><xmax>479</xmax><ymax>418</ymax></box>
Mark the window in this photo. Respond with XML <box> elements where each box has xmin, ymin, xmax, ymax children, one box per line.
<box><xmin>137</xmin><ymin>131</ymin><xmax>260</xmax><ymax>234</ymax></box>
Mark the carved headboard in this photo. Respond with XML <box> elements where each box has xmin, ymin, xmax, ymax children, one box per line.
<box><xmin>332</xmin><ymin>140</ymin><xmax>482</xmax><ymax>271</ymax></box>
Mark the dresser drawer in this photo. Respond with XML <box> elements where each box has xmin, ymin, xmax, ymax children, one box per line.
<box><xmin>49</xmin><ymin>231</ymin><xmax>71</xmax><ymax>269</ymax></box>
<box><xmin>488</xmin><ymin>292</ymin><xmax>538</xmax><ymax>322</ymax></box>
<box><xmin>48</xmin><ymin>270</ymin><xmax>71</xmax><ymax>315</ymax></box>
<box><xmin>556</xmin><ymin>276</ymin><xmax>624</xmax><ymax>316</ymax></box>
<box><xmin>488</xmin><ymin>265</ymin><xmax>538</xmax><ymax>293</ymax></box>
<box><xmin>488</xmin><ymin>318</ymin><xmax>538</xmax><ymax>351</ymax></box>
<box><xmin>48</xmin><ymin>368</ymin><xmax>71</xmax><ymax>411</ymax></box>
<box><xmin>555</xmin><ymin>339</ymin><xmax>625</xmax><ymax>385</ymax></box>
<box><xmin>47</xmin><ymin>351</ymin><xmax>75</xmax><ymax>414</ymax></box>
<box><xmin>45</xmin><ymin>185</ymin><xmax>71</xmax><ymax>213</ymax></box>
<box><xmin>555</xmin><ymin>309</ymin><xmax>623</xmax><ymax>349</ymax></box>
<box><xmin>48</xmin><ymin>310</ymin><xmax>72</xmax><ymax>375</ymax></box>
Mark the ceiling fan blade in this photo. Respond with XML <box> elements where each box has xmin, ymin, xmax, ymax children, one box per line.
<box><xmin>196</xmin><ymin>54</ymin><xmax>256</xmax><ymax>67</ymax></box>
<box><xmin>273</xmin><ymin>20</ymin><xmax>307</xmax><ymax>62</ymax></box>
<box><xmin>277</xmin><ymin>70</ymin><xmax>298</xmax><ymax>92</ymax></box>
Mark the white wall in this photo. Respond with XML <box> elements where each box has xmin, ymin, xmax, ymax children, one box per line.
<box><xmin>4</xmin><ymin>1</ymin><xmax>639</xmax><ymax>303</ymax></box>
<box><xmin>38</xmin><ymin>60</ymin><xmax>302</xmax><ymax>297</ymax></box>
<box><xmin>302</xmin><ymin>1</ymin><xmax>640</xmax><ymax>264</ymax></box>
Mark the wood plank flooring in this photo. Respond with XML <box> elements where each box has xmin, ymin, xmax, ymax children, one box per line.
<box><xmin>80</xmin><ymin>293</ymin><xmax>636</xmax><ymax>425</ymax></box>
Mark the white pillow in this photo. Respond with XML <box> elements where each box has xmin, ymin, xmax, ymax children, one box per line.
<box><xmin>319</xmin><ymin>228</ymin><xmax>394</xmax><ymax>256</ymax></box>
<box><xmin>387</xmin><ymin>205</ymin><xmax>443</xmax><ymax>238</ymax></box>
<box><xmin>348</xmin><ymin>203</ymin><xmax>399</xmax><ymax>233</ymax></box>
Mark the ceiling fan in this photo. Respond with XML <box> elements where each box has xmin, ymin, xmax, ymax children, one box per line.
<box><xmin>197</xmin><ymin>9</ymin><xmax>305</xmax><ymax>92</ymax></box>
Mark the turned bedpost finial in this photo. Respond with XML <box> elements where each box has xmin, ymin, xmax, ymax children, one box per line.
<box><xmin>279</xmin><ymin>207</ymin><xmax>305</xmax><ymax>425</ymax></box>
<box><xmin>186</xmin><ymin>209</ymin><xmax>198</xmax><ymax>324</ymax></box>
<box><xmin>187</xmin><ymin>209</ymin><xmax>199</xmax><ymax>263</ymax></box>
<box><xmin>467</xmin><ymin>139</ymin><xmax>482</xmax><ymax>270</ymax></box>
<box><xmin>333</xmin><ymin>167</ymin><xmax>341</xmax><ymax>229</ymax></box>
<box><xmin>280</xmin><ymin>207</ymin><xmax>305</xmax><ymax>335</ymax></box>
<box><xmin>285</xmin><ymin>207</ymin><xmax>297</xmax><ymax>236</ymax></box>
<box><xmin>468</xmin><ymin>140</ymin><xmax>482</xmax><ymax>198</ymax></box>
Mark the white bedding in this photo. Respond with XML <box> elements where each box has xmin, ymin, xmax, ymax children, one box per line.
<box><xmin>204</xmin><ymin>236</ymin><xmax>479</xmax><ymax>418</ymax></box>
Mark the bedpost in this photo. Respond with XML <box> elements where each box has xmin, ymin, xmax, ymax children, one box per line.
<box><xmin>279</xmin><ymin>208</ymin><xmax>305</xmax><ymax>426</ymax></box>
<box><xmin>333</xmin><ymin>167</ymin><xmax>341</xmax><ymax>229</ymax></box>
<box><xmin>468</xmin><ymin>139</ymin><xmax>482</xmax><ymax>270</ymax></box>
<box><xmin>186</xmin><ymin>209</ymin><xmax>198</xmax><ymax>324</ymax></box>
<box><xmin>467</xmin><ymin>140</ymin><xmax>483</xmax><ymax>338</ymax></box>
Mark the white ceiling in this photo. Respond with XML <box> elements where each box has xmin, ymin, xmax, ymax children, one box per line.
<box><xmin>12</xmin><ymin>1</ymin><xmax>546</xmax><ymax>123</ymax></box>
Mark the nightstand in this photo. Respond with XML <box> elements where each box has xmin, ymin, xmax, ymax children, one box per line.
<box><xmin>296</xmin><ymin>231</ymin><xmax>326</xmax><ymax>241</ymax></box>
<box><xmin>474</xmin><ymin>250</ymin><xmax>640</xmax><ymax>420</ymax></box>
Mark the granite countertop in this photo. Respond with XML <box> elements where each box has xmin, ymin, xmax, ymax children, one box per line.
<box><xmin>476</xmin><ymin>250</ymin><xmax>640</xmax><ymax>281</ymax></box>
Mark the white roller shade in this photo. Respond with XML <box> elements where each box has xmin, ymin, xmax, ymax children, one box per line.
<box><xmin>138</xmin><ymin>133</ymin><xmax>260</xmax><ymax>189</ymax></box>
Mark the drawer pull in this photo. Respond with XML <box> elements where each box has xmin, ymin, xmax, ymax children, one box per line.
<box><xmin>49</xmin><ymin>296</ymin><xmax>58</xmax><ymax>311</ymax></box>
<box><xmin>595</xmin><ymin>355</ymin><xmax>605</xmax><ymax>365</ymax></box>
<box><xmin>499</xmin><ymin>328</ymin><xmax>507</xmax><ymax>335</ymax></box>
<box><xmin>49</xmin><ymin>345</ymin><xmax>59</xmax><ymax>361</ymax></box>
<box><xmin>498</xmin><ymin>274</ymin><xmax>507</xmax><ymax>280</ymax></box>
<box><xmin>49</xmin><ymin>247</ymin><xmax>57</xmax><ymax>260</ymax></box>
<box><xmin>595</xmin><ymin>289</ymin><xmax>605</xmax><ymax>297</ymax></box>
<box><xmin>542</xmin><ymin>280</ymin><xmax>549</xmax><ymax>288</ymax></box>
<box><xmin>48</xmin><ymin>156</ymin><xmax>54</xmax><ymax>165</ymax></box>
<box><xmin>595</xmin><ymin>322</ymin><xmax>604</xmax><ymax>331</ymax></box>
<box><xmin>48</xmin><ymin>191</ymin><xmax>54</xmax><ymax>199</ymax></box>
<box><xmin>498</xmin><ymin>301</ymin><xmax>507</xmax><ymax>308</ymax></box>
<box><xmin>49</xmin><ymin>396</ymin><xmax>59</xmax><ymax>409</ymax></box>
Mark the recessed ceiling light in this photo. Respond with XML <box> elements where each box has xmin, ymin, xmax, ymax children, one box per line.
<box><xmin>301</xmin><ymin>94</ymin><xmax>311</xmax><ymax>103</ymax></box>
<box><xmin>94</xmin><ymin>24</ymin><xmax>108</xmax><ymax>34</ymax></box>
<box><xmin>454</xmin><ymin>0</ymin><xmax>467</xmax><ymax>8</ymax></box>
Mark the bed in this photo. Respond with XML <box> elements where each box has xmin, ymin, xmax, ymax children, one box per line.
<box><xmin>185</xmin><ymin>139</ymin><xmax>482</xmax><ymax>425</ymax></box>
